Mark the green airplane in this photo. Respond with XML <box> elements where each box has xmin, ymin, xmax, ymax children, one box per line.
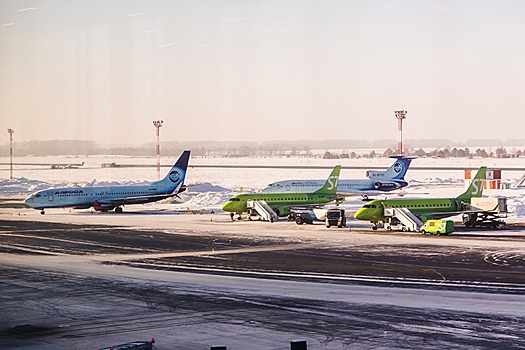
<box><xmin>221</xmin><ymin>165</ymin><xmax>341</xmax><ymax>217</ymax></box>
<box><xmin>354</xmin><ymin>166</ymin><xmax>487</xmax><ymax>228</ymax></box>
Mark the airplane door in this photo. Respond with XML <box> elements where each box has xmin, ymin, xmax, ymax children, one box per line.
<box><xmin>48</xmin><ymin>191</ymin><xmax>54</xmax><ymax>202</ymax></box>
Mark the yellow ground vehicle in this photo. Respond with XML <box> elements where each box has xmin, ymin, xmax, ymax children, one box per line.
<box><xmin>420</xmin><ymin>220</ymin><xmax>454</xmax><ymax>235</ymax></box>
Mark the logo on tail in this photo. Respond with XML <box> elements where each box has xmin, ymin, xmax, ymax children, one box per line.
<box><xmin>393</xmin><ymin>162</ymin><xmax>402</xmax><ymax>173</ymax></box>
<box><xmin>327</xmin><ymin>175</ymin><xmax>339</xmax><ymax>191</ymax></box>
<box><xmin>315</xmin><ymin>165</ymin><xmax>341</xmax><ymax>194</ymax></box>
<box><xmin>457</xmin><ymin>166</ymin><xmax>486</xmax><ymax>200</ymax></box>
<box><xmin>169</xmin><ymin>170</ymin><xmax>182</xmax><ymax>183</ymax></box>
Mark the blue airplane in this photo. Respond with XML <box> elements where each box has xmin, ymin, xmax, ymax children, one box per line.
<box><xmin>25</xmin><ymin>151</ymin><xmax>190</xmax><ymax>214</ymax></box>
<box><xmin>259</xmin><ymin>156</ymin><xmax>414</xmax><ymax>197</ymax></box>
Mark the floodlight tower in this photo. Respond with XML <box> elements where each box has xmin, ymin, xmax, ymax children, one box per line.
<box><xmin>153</xmin><ymin>120</ymin><xmax>163</xmax><ymax>180</ymax></box>
<box><xmin>394</xmin><ymin>110</ymin><xmax>407</xmax><ymax>156</ymax></box>
<box><xmin>7</xmin><ymin>128</ymin><xmax>14</xmax><ymax>180</ymax></box>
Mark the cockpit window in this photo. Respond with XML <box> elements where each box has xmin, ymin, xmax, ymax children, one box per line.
<box><xmin>228</xmin><ymin>197</ymin><xmax>241</xmax><ymax>202</ymax></box>
<box><xmin>363</xmin><ymin>204</ymin><xmax>376</xmax><ymax>208</ymax></box>
<box><xmin>34</xmin><ymin>194</ymin><xmax>41</xmax><ymax>198</ymax></box>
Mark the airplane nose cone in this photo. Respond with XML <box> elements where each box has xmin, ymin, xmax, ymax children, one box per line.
<box><xmin>24</xmin><ymin>197</ymin><xmax>33</xmax><ymax>207</ymax></box>
<box><xmin>354</xmin><ymin>208</ymin><xmax>367</xmax><ymax>220</ymax></box>
<box><xmin>221</xmin><ymin>202</ymin><xmax>232</xmax><ymax>212</ymax></box>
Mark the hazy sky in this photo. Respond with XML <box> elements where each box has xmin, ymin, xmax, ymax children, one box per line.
<box><xmin>1</xmin><ymin>0</ymin><xmax>525</xmax><ymax>145</ymax></box>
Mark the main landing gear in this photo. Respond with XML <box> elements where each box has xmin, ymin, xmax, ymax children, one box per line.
<box><xmin>115</xmin><ymin>207</ymin><xmax>123</xmax><ymax>213</ymax></box>
<box><xmin>40</xmin><ymin>210</ymin><xmax>45</xmax><ymax>215</ymax></box>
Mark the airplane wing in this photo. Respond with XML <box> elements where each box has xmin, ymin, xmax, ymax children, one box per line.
<box><xmin>99</xmin><ymin>193</ymin><xmax>175</xmax><ymax>207</ymax></box>
<box><xmin>337</xmin><ymin>189</ymin><xmax>394</xmax><ymax>197</ymax></box>
<box><xmin>100</xmin><ymin>183</ymin><xmax>184</xmax><ymax>207</ymax></box>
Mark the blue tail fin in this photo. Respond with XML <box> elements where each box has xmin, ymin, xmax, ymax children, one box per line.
<box><xmin>156</xmin><ymin>150</ymin><xmax>191</xmax><ymax>191</ymax></box>
<box><xmin>368</xmin><ymin>156</ymin><xmax>413</xmax><ymax>181</ymax></box>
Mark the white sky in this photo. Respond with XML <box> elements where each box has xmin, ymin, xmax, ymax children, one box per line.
<box><xmin>1</xmin><ymin>0</ymin><xmax>525</xmax><ymax>145</ymax></box>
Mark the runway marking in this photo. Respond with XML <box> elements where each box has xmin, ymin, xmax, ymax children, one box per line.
<box><xmin>483</xmin><ymin>250</ymin><xmax>525</xmax><ymax>267</ymax></box>
<box><xmin>0</xmin><ymin>243</ymin><xmax>67</xmax><ymax>255</ymax></box>
<box><xmin>432</xmin><ymin>269</ymin><xmax>447</xmax><ymax>284</ymax></box>
<box><xmin>87</xmin><ymin>243</ymin><xmax>325</xmax><ymax>262</ymax></box>
<box><xmin>423</xmin><ymin>268</ymin><xmax>447</xmax><ymax>284</ymax></box>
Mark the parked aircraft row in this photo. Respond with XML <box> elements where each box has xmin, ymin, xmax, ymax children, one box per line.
<box><xmin>24</xmin><ymin>151</ymin><xmax>412</xmax><ymax>215</ymax></box>
<box><xmin>24</xmin><ymin>150</ymin><xmax>490</xmax><ymax>230</ymax></box>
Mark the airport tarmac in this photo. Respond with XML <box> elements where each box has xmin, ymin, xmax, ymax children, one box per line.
<box><xmin>1</xmin><ymin>208</ymin><xmax>525</xmax><ymax>349</ymax></box>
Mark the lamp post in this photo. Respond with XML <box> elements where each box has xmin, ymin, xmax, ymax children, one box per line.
<box><xmin>7</xmin><ymin>128</ymin><xmax>14</xmax><ymax>180</ymax></box>
<box><xmin>394</xmin><ymin>110</ymin><xmax>407</xmax><ymax>156</ymax></box>
<box><xmin>152</xmin><ymin>120</ymin><xmax>163</xmax><ymax>180</ymax></box>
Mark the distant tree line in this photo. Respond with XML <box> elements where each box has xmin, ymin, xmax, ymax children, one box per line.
<box><xmin>1</xmin><ymin>139</ymin><xmax>524</xmax><ymax>158</ymax></box>
<box><xmin>323</xmin><ymin>147</ymin><xmax>524</xmax><ymax>159</ymax></box>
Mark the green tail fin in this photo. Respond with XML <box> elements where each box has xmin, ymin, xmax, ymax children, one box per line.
<box><xmin>314</xmin><ymin>165</ymin><xmax>341</xmax><ymax>195</ymax></box>
<box><xmin>457</xmin><ymin>166</ymin><xmax>486</xmax><ymax>201</ymax></box>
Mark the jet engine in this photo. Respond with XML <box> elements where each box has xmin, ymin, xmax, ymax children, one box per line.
<box><xmin>373</xmin><ymin>181</ymin><xmax>407</xmax><ymax>191</ymax></box>
<box><xmin>93</xmin><ymin>202</ymin><xmax>115</xmax><ymax>212</ymax></box>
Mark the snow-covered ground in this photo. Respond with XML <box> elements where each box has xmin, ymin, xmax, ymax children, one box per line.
<box><xmin>2</xmin><ymin>155</ymin><xmax>525</xmax><ymax>217</ymax></box>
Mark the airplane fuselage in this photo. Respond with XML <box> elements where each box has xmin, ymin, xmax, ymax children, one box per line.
<box><xmin>24</xmin><ymin>150</ymin><xmax>191</xmax><ymax>213</ymax></box>
<box><xmin>260</xmin><ymin>179</ymin><xmax>406</xmax><ymax>194</ymax></box>
<box><xmin>24</xmin><ymin>183</ymin><xmax>174</xmax><ymax>211</ymax></box>
<box><xmin>354</xmin><ymin>167</ymin><xmax>487</xmax><ymax>224</ymax></box>
<box><xmin>353</xmin><ymin>197</ymin><xmax>465</xmax><ymax>222</ymax></box>
<box><xmin>221</xmin><ymin>192</ymin><xmax>338</xmax><ymax>216</ymax></box>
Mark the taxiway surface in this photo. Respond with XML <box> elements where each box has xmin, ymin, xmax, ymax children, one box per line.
<box><xmin>1</xmin><ymin>209</ymin><xmax>525</xmax><ymax>349</ymax></box>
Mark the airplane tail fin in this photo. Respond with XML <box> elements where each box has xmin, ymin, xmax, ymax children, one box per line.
<box><xmin>314</xmin><ymin>165</ymin><xmax>341</xmax><ymax>195</ymax></box>
<box><xmin>368</xmin><ymin>156</ymin><xmax>414</xmax><ymax>181</ymax></box>
<box><xmin>156</xmin><ymin>150</ymin><xmax>191</xmax><ymax>192</ymax></box>
<box><xmin>456</xmin><ymin>166</ymin><xmax>486</xmax><ymax>201</ymax></box>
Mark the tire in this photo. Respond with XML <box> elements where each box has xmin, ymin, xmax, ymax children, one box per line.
<box><xmin>326</xmin><ymin>224</ymin><xmax>331</xmax><ymax>228</ymax></box>
<box><xmin>421</xmin><ymin>230</ymin><xmax>426</xmax><ymax>235</ymax></box>
<box><xmin>295</xmin><ymin>217</ymin><xmax>304</xmax><ymax>225</ymax></box>
<box><xmin>402</xmin><ymin>227</ymin><xmax>407</xmax><ymax>232</ymax></box>
<box><xmin>115</xmin><ymin>207</ymin><xmax>123</xmax><ymax>213</ymax></box>
<box><xmin>372</xmin><ymin>226</ymin><xmax>378</xmax><ymax>230</ymax></box>
<box><xmin>436</xmin><ymin>231</ymin><xmax>441</xmax><ymax>236</ymax></box>
<box><xmin>387</xmin><ymin>226</ymin><xmax>392</xmax><ymax>231</ymax></box>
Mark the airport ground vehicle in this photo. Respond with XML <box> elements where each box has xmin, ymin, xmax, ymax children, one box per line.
<box><xmin>325</xmin><ymin>208</ymin><xmax>346</xmax><ymax>228</ymax></box>
<box><xmin>420</xmin><ymin>220</ymin><xmax>455</xmax><ymax>235</ymax></box>
<box><xmin>288</xmin><ymin>208</ymin><xmax>317</xmax><ymax>225</ymax></box>
<box><xmin>462</xmin><ymin>197</ymin><xmax>507</xmax><ymax>229</ymax></box>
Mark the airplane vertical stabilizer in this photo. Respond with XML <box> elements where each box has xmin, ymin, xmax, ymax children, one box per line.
<box><xmin>314</xmin><ymin>165</ymin><xmax>341</xmax><ymax>195</ymax></box>
<box><xmin>456</xmin><ymin>166</ymin><xmax>486</xmax><ymax>201</ymax></box>
<box><xmin>155</xmin><ymin>150</ymin><xmax>191</xmax><ymax>189</ymax></box>
<box><xmin>367</xmin><ymin>156</ymin><xmax>414</xmax><ymax>181</ymax></box>
<box><xmin>383</xmin><ymin>156</ymin><xmax>414</xmax><ymax>180</ymax></box>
